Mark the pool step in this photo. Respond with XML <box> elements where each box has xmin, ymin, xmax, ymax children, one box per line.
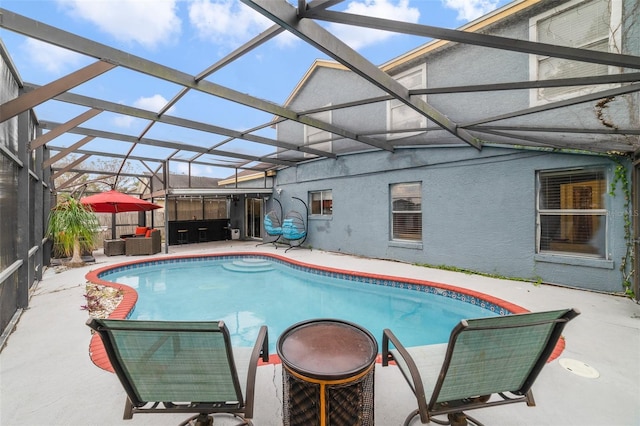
<box><xmin>222</xmin><ymin>258</ymin><xmax>274</xmax><ymax>272</ymax></box>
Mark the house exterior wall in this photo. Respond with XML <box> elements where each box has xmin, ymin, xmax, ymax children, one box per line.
<box><xmin>277</xmin><ymin>66</ymin><xmax>387</xmax><ymax>157</ymax></box>
<box><xmin>398</xmin><ymin>0</ymin><xmax>638</xmax><ymax>145</ymax></box>
<box><xmin>279</xmin><ymin>1</ymin><xmax>639</xmax><ymax>152</ymax></box>
<box><xmin>272</xmin><ymin>0</ymin><xmax>638</xmax><ymax>293</ymax></box>
<box><xmin>273</xmin><ymin>146</ymin><xmax>629</xmax><ymax>293</ymax></box>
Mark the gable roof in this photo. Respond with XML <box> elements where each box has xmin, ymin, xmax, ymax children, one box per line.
<box><xmin>283</xmin><ymin>0</ymin><xmax>544</xmax><ymax>104</ymax></box>
<box><xmin>1</xmin><ymin>0</ymin><xmax>638</xmax><ymax>193</ymax></box>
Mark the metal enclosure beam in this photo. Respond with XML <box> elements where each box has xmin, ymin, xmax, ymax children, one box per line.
<box><xmin>23</xmin><ymin>83</ymin><xmax>336</xmax><ymax>159</ymax></box>
<box><xmin>42</xmin><ymin>136</ymin><xmax>94</xmax><ymax>168</ymax></box>
<box><xmin>0</xmin><ymin>9</ymin><xmax>388</xmax><ymax>152</ymax></box>
<box><xmin>51</xmin><ymin>154</ymin><xmax>91</xmax><ymax>180</ymax></box>
<box><xmin>241</xmin><ymin>0</ymin><xmax>482</xmax><ymax>149</ymax></box>
<box><xmin>56</xmin><ymin>172</ymin><xmax>86</xmax><ymax>191</ymax></box>
<box><xmin>47</xmin><ymin>145</ymin><xmax>273</xmax><ymax>172</ymax></box>
<box><xmin>29</xmin><ymin>109</ymin><xmax>102</xmax><ymax>150</ymax></box>
<box><xmin>0</xmin><ymin>60</ymin><xmax>115</xmax><ymax>123</ymax></box>
<box><xmin>468</xmin><ymin>125</ymin><xmax>640</xmax><ymax>136</ymax></box>
<box><xmin>305</xmin><ymin>8</ymin><xmax>640</xmax><ymax>69</ymax></box>
<box><xmin>461</xmin><ymin>82</ymin><xmax>640</xmax><ymax>127</ymax></box>
<box><xmin>38</xmin><ymin>121</ymin><xmax>298</xmax><ymax>167</ymax></box>
<box><xmin>139</xmin><ymin>24</ymin><xmax>285</xmax><ymax>140</ymax></box>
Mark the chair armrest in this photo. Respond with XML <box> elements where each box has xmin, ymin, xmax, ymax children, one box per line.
<box><xmin>382</xmin><ymin>328</ymin><xmax>410</xmax><ymax>366</ymax></box>
<box><xmin>244</xmin><ymin>325</ymin><xmax>269</xmax><ymax>419</ymax></box>
<box><xmin>382</xmin><ymin>328</ymin><xmax>430</xmax><ymax>423</ymax></box>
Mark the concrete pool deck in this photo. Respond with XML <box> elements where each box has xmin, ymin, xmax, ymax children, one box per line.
<box><xmin>1</xmin><ymin>240</ymin><xmax>639</xmax><ymax>425</ymax></box>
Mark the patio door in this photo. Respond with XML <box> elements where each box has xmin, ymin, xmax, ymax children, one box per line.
<box><xmin>245</xmin><ymin>197</ymin><xmax>262</xmax><ymax>240</ymax></box>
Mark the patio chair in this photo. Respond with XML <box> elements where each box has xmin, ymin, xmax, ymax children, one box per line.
<box><xmin>382</xmin><ymin>308</ymin><xmax>580</xmax><ymax>426</ymax></box>
<box><xmin>120</xmin><ymin>226</ymin><xmax>149</xmax><ymax>239</ymax></box>
<box><xmin>87</xmin><ymin>318</ymin><xmax>269</xmax><ymax>426</ymax></box>
<box><xmin>282</xmin><ymin>197</ymin><xmax>308</xmax><ymax>252</ymax></box>
<box><xmin>256</xmin><ymin>210</ymin><xmax>283</xmax><ymax>247</ymax></box>
<box><xmin>257</xmin><ymin>198</ymin><xmax>283</xmax><ymax>248</ymax></box>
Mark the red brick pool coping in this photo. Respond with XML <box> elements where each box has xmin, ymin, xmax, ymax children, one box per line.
<box><xmin>85</xmin><ymin>251</ymin><xmax>565</xmax><ymax>373</ymax></box>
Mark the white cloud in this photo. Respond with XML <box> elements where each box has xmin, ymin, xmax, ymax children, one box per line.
<box><xmin>188</xmin><ymin>0</ymin><xmax>274</xmax><ymax>48</ymax></box>
<box><xmin>113</xmin><ymin>115</ymin><xmax>135</xmax><ymax>128</ymax></box>
<box><xmin>113</xmin><ymin>94</ymin><xmax>175</xmax><ymax>128</ymax></box>
<box><xmin>327</xmin><ymin>0</ymin><xmax>420</xmax><ymax>50</ymax></box>
<box><xmin>442</xmin><ymin>0</ymin><xmax>500</xmax><ymax>22</ymax></box>
<box><xmin>23</xmin><ymin>39</ymin><xmax>87</xmax><ymax>75</ymax></box>
<box><xmin>133</xmin><ymin>94</ymin><xmax>175</xmax><ymax>114</ymax></box>
<box><xmin>57</xmin><ymin>0</ymin><xmax>181</xmax><ymax>49</ymax></box>
<box><xmin>173</xmin><ymin>162</ymin><xmax>190</xmax><ymax>175</ymax></box>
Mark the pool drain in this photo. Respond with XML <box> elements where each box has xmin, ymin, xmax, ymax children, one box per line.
<box><xmin>559</xmin><ymin>358</ymin><xmax>599</xmax><ymax>378</ymax></box>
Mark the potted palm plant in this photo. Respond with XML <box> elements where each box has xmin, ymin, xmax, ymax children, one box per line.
<box><xmin>47</xmin><ymin>193</ymin><xmax>100</xmax><ymax>267</ymax></box>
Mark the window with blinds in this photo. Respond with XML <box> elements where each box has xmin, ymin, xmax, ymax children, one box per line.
<box><xmin>391</xmin><ymin>182</ymin><xmax>422</xmax><ymax>241</ymax></box>
<box><xmin>310</xmin><ymin>190</ymin><xmax>332</xmax><ymax>216</ymax></box>
<box><xmin>531</xmin><ymin>0</ymin><xmax>617</xmax><ymax>102</ymax></box>
<box><xmin>304</xmin><ymin>108</ymin><xmax>332</xmax><ymax>158</ymax></box>
<box><xmin>537</xmin><ymin>168</ymin><xmax>606</xmax><ymax>257</ymax></box>
<box><xmin>388</xmin><ymin>65</ymin><xmax>426</xmax><ymax>139</ymax></box>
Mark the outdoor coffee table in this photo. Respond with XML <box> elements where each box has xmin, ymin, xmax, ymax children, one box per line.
<box><xmin>277</xmin><ymin>318</ymin><xmax>378</xmax><ymax>426</ymax></box>
<box><xmin>103</xmin><ymin>239</ymin><xmax>125</xmax><ymax>256</ymax></box>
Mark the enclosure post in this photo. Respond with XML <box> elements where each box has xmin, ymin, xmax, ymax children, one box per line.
<box><xmin>33</xmin><ymin>126</ymin><xmax>44</xmax><ymax>282</ymax></box>
<box><xmin>16</xmin><ymin>104</ymin><xmax>30</xmax><ymax>308</ymax></box>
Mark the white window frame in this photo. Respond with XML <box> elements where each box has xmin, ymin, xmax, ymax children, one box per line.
<box><xmin>309</xmin><ymin>190</ymin><xmax>332</xmax><ymax>217</ymax></box>
<box><xmin>529</xmin><ymin>0</ymin><xmax>622</xmax><ymax>105</ymax></box>
<box><xmin>536</xmin><ymin>167</ymin><xmax>608</xmax><ymax>259</ymax></box>
<box><xmin>304</xmin><ymin>107</ymin><xmax>332</xmax><ymax>158</ymax></box>
<box><xmin>390</xmin><ymin>182</ymin><xmax>422</xmax><ymax>242</ymax></box>
<box><xmin>387</xmin><ymin>64</ymin><xmax>427</xmax><ymax>140</ymax></box>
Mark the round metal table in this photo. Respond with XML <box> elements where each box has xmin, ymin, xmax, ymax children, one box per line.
<box><xmin>277</xmin><ymin>319</ymin><xmax>378</xmax><ymax>426</ymax></box>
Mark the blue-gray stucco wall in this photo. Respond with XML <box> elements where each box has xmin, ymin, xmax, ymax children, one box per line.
<box><xmin>270</xmin><ymin>0</ymin><xmax>638</xmax><ymax>293</ymax></box>
<box><xmin>272</xmin><ymin>146</ymin><xmax>629</xmax><ymax>293</ymax></box>
<box><xmin>278</xmin><ymin>3</ymin><xmax>639</xmax><ymax>158</ymax></box>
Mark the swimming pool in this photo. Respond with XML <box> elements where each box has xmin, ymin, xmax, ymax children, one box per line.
<box><xmin>87</xmin><ymin>253</ymin><xmax>527</xmax><ymax>356</ymax></box>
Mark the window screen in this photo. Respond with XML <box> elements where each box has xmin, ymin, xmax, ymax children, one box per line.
<box><xmin>391</xmin><ymin>182</ymin><xmax>422</xmax><ymax>241</ymax></box>
<box><xmin>538</xmin><ymin>169</ymin><xmax>606</xmax><ymax>257</ymax></box>
<box><xmin>304</xmin><ymin>109</ymin><xmax>332</xmax><ymax>157</ymax></box>
<box><xmin>535</xmin><ymin>0</ymin><xmax>611</xmax><ymax>100</ymax></box>
<box><xmin>310</xmin><ymin>190</ymin><xmax>332</xmax><ymax>216</ymax></box>
<box><xmin>389</xmin><ymin>66</ymin><xmax>426</xmax><ymax>137</ymax></box>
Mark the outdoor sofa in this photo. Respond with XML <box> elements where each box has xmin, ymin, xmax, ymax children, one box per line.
<box><xmin>125</xmin><ymin>228</ymin><xmax>161</xmax><ymax>256</ymax></box>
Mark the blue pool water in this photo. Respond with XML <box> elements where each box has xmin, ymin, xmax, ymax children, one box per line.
<box><xmin>100</xmin><ymin>256</ymin><xmax>500</xmax><ymax>352</ymax></box>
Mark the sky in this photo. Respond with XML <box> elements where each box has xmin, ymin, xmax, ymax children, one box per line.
<box><xmin>1</xmin><ymin>0</ymin><xmax>511</xmax><ymax>178</ymax></box>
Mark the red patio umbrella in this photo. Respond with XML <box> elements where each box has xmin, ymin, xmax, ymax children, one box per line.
<box><xmin>81</xmin><ymin>190</ymin><xmax>161</xmax><ymax>239</ymax></box>
<box><xmin>81</xmin><ymin>190</ymin><xmax>161</xmax><ymax>213</ymax></box>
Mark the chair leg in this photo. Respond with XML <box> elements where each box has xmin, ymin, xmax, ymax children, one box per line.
<box><xmin>179</xmin><ymin>413</ymin><xmax>252</xmax><ymax>426</ymax></box>
<box><xmin>123</xmin><ymin>397</ymin><xmax>134</xmax><ymax>420</ymax></box>
<box><xmin>193</xmin><ymin>414</ymin><xmax>213</xmax><ymax>426</ymax></box>
<box><xmin>448</xmin><ymin>412</ymin><xmax>468</xmax><ymax>426</ymax></box>
<box><xmin>403</xmin><ymin>409</ymin><xmax>420</xmax><ymax>426</ymax></box>
<box><xmin>180</xmin><ymin>413</ymin><xmax>213</xmax><ymax>426</ymax></box>
<box><xmin>462</xmin><ymin>413</ymin><xmax>485</xmax><ymax>426</ymax></box>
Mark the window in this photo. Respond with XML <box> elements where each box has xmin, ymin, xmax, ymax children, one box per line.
<box><xmin>537</xmin><ymin>168</ymin><xmax>606</xmax><ymax>257</ymax></box>
<box><xmin>388</xmin><ymin>65</ymin><xmax>426</xmax><ymax>139</ymax></box>
<box><xmin>530</xmin><ymin>0</ymin><xmax>621</xmax><ymax>103</ymax></box>
<box><xmin>391</xmin><ymin>182</ymin><xmax>422</xmax><ymax>241</ymax></box>
<box><xmin>304</xmin><ymin>108</ymin><xmax>332</xmax><ymax>157</ymax></box>
<box><xmin>310</xmin><ymin>190</ymin><xmax>332</xmax><ymax>216</ymax></box>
